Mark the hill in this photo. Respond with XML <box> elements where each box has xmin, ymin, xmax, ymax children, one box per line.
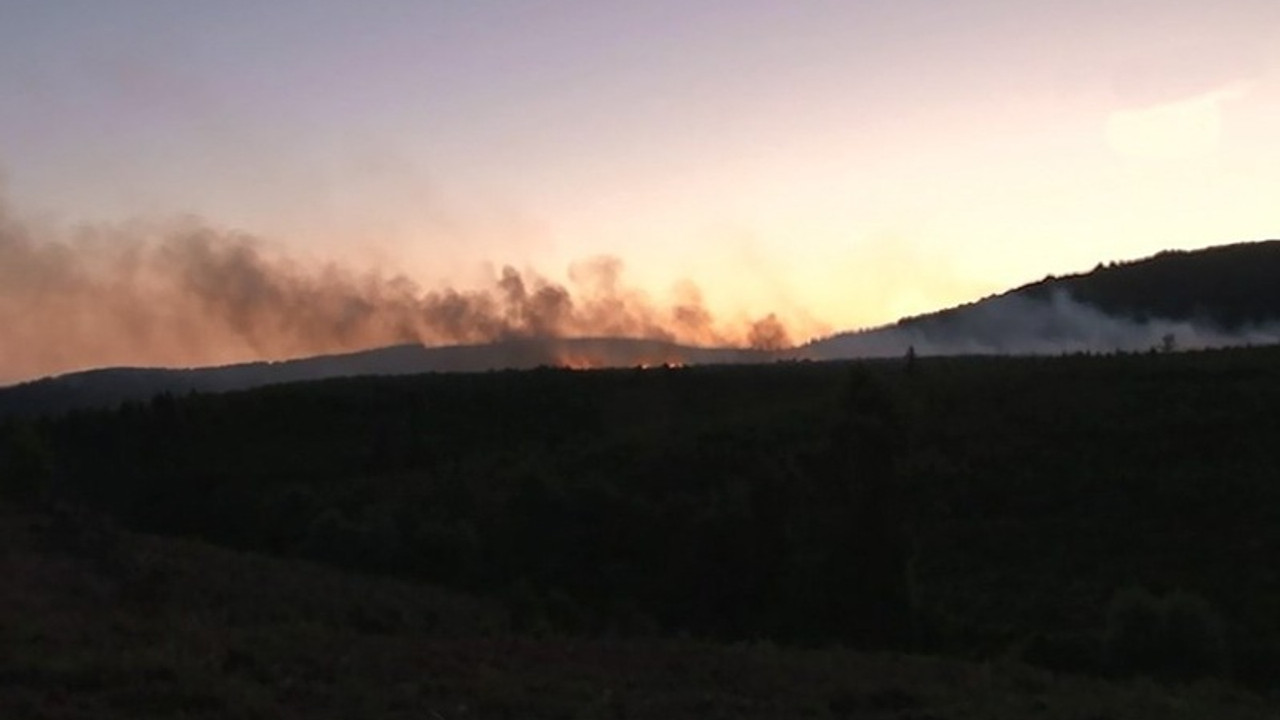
<box><xmin>0</xmin><ymin>338</ymin><xmax>774</xmax><ymax>419</ymax></box>
<box><xmin>5</xmin><ymin>239</ymin><xmax>1280</xmax><ymax>419</ymax></box>
<box><xmin>806</xmin><ymin>239</ymin><xmax>1280</xmax><ymax>359</ymax></box>
<box><xmin>1022</xmin><ymin>240</ymin><xmax>1280</xmax><ymax>328</ymax></box>
<box><xmin>8</xmin><ymin>345</ymin><xmax>1280</xmax><ymax>689</ymax></box>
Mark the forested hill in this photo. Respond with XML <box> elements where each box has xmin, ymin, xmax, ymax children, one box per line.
<box><xmin>807</xmin><ymin>240</ymin><xmax>1280</xmax><ymax>359</ymax></box>
<box><xmin>1019</xmin><ymin>240</ymin><xmax>1280</xmax><ymax>328</ymax></box>
<box><xmin>6</xmin><ymin>240</ymin><xmax>1280</xmax><ymax>418</ymax></box>
<box><xmin>0</xmin><ymin>339</ymin><xmax>772</xmax><ymax>419</ymax></box>
<box><xmin>909</xmin><ymin>239</ymin><xmax>1280</xmax><ymax>331</ymax></box>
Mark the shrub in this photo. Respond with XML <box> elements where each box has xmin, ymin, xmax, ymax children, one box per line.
<box><xmin>1104</xmin><ymin>586</ymin><xmax>1166</xmax><ymax>675</ymax></box>
<box><xmin>1103</xmin><ymin>585</ymin><xmax>1228</xmax><ymax>681</ymax></box>
<box><xmin>0</xmin><ymin>423</ymin><xmax>53</xmax><ymax>504</ymax></box>
<box><xmin>1160</xmin><ymin>591</ymin><xmax>1229</xmax><ymax>680</ymax></box>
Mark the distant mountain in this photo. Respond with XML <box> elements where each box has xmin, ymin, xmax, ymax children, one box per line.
<box><xmin>6</xmin><ymin>240</ymin><xmax>1280</xmax><ymax>419</ymax></box>
<box><xmin>805</xmin><ymin>240</ymin><xmax>1280</xmax><ymax>360</ymax></box>
<box><xmin>0</xmin><ymin>338</ymin><xmax>775</xmax><ymax>419</ymax></box>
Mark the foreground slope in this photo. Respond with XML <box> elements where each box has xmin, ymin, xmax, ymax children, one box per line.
<box><xmin>0</xmin><ymin>504</ymin><xmax>1272</xmax><ymax>720</ymax></box>
<box><xmin>9</xmin><ymin>345</ymin><xmax>1280</xmax><ymax>687</ymax></box>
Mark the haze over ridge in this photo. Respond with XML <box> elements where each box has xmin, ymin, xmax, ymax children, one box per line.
<box><xmin>0</xmin><ymin>195</ymin><xmax>796</xmax><ymax>385</ymax></box>
<box><xmin>807</xmin><ymin>239</ymin><xmax>1280</xmax><ymax>359</ymax></box>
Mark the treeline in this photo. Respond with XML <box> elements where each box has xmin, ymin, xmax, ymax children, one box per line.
<box><xmin>893</xmin><ymin>240</ymin><xmax>1280</xmax><ymax>334</ymax></box>
<box><xmin>1024</xmin><ymin>240</ymin><xmax>1280</xmax><ymax>328</ymax></box>
<box><xmin>4</xmin><ymin>363</ymin><xmax>911</xmax><ymax>647</ymax></box>
<box><xmin>5</xmin><ymin>347</ymin><xmax>1280</xmax><ymax>685</ymax></box>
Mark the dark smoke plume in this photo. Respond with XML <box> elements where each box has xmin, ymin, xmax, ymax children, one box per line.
<box><xmin>0</xmin><ymin>203</ymin><xmax>796</xmax><ymax>383</ymax></box>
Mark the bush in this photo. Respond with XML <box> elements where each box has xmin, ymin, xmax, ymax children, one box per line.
<box><xmin>1104</xmin><ymin>586</ymin><xmax>1166</xmax><ymax>675</ymax></box>
<box><xmin>1161</xmin><ymin>591</ymin><xmax>1230</xmax><ymax>680</ymax></box>
<box><xmin>1103</xmin><ymin>585</ymin><xmax>1228</xmax><ymax>681</ymax></box>
<box><xmin>0</xmin><ymin>423</ymin><xmax>53</xmax><ymax>504</ymax></box>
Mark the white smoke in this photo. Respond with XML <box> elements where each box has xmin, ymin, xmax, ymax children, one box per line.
<box><xmin>804</xmin><ymin>290</ymin><xmax>1280</xmax><ymax>359</ymax></box>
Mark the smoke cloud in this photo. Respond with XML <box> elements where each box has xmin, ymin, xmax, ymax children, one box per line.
<box><xmin>805</xmin><ymin>289</ymin><xmax>1280</xmax><ymax>359</ymax></box>
<box><xmin>0</xmin><ymin>201</ymin><xmax>797</xmax><ymax>384</ymax></box>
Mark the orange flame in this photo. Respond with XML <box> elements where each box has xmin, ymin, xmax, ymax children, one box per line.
<box><xmin>554</xmin><ymin>353</ymin><xmax>608</xmax><ymax>370</ymax></box>
<box><xmin>550</xmin><ymin>346</ymin><xmax>689</xmax><ymax>371</ymax></box>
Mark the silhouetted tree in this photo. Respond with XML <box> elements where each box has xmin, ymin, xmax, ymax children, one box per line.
<box><xmin>1104</xmin><ymin>586</ymin><xmax>1229</xmax><ymax>681</ymax></box>
<box><xmin>0</xmin><ymin>422</ymin><xmax>53</xmax><ymax>504</ymax></box>
<box><xmin>789</xmin><ymin>368</ymin><xmax>912</xmax><ymax>647</ymax></box>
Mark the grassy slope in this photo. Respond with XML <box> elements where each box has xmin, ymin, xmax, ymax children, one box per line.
<box><xmin>1</xmin><ymin>505</ymin><xmax>1274</xmax><ymax>720</ymax></box>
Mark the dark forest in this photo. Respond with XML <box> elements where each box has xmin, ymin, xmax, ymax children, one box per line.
<box><xmin>4</xmin><ymin>344</ymin><xmax>1280</xmax><ymax>717</ymax></box>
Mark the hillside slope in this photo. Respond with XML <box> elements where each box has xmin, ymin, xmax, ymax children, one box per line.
<box><xmin>1</xmin><ymin>504</ymin><xmax>1271</xmax><ymax>719</ymax></box>
<box><xmin>1021</xmin><ymin>240</ymin><xmax>1280</xmax><ymax>328</ymax></box>
<box><xmin>807</xmin><ymin>240</ymin><xmax>1280</xmax><ymax>358</ymax></box>
<box><xmin>6</xmin><ymin>240</ymin><xmax>1280</xmax><ymax>418</ymax></box>
<box><xmin>0</xmin><ymin>338</ymin><xmax>772</xmax><ymax>419</ymax></box>
<box><xmin>11</xmin><ymin>346</ymin><xmax>1280</xmax><ymax>685</ymax></box>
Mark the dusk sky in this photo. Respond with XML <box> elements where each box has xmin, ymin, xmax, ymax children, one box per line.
<box><xmin>3</xmin><ymin>1</ymin><xmax>1280</xmax><ymax>378</ymax></box>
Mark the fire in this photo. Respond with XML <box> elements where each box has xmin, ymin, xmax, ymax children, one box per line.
<box><xmin>636</xmin><ymin>361</ymin><xmax>685</xmax><ymax>370</ymax></box>
<box><xmin>0</xmin><ymin>199</ymin><xmax>809</xmax><ymax>384</ymax></box>
<box><xmin>554</xmin><ymin>353</ymin><xmax>609</xmax><ymax>370</ymax></box>
<box><xmin>550</xmin><ymin>348</ymin><xmax>688</xmax><ymax>371</ymax></box>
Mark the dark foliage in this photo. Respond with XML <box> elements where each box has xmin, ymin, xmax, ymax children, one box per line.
<box><xmin>1104</xmin><ymin>586</ymin><xmax>1229</xmax><ymax>681</ymax></box>
<box><xmin>1025</xmin><ymin>241</ymin><xmax>1280</xmax><ymax>329</ymax></box>
<box><xmin>13</xmin><ymin>345</ymin><xmax>1280</xmax><ymax>688</ymax></box>
<box><xmin>0</xmin><ymin>421</ymin><xmax>53</xmax><ymax>503</ymax></box>
<box><xmin>6</xmin><ymin>505</ymin><xmax>1270</xmax><ymax>720</ymax></box>
<box><xmin>894</xmin><ymin>239</ymin><xmax>1280</xmax><ymax>334</ymax></box>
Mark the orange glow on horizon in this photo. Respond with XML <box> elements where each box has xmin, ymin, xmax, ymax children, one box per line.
<box><xmin>550</xmin><ymin>351</ymin><xmax>688</xmax><ymax>371</ymax></box>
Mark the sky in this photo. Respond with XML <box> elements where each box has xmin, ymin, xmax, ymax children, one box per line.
<box><xmin>2</xmin><ymin>1</ymin><xmax>1280</xmax><ymax>379</ymax></box>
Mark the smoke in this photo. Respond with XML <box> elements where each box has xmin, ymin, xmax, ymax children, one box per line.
<box><xmin>805</xmin><ymin>290</ymin><xmax>1280</xmax><ymax>360</ymax></box>
<box><xmin>0</xmin><ymin>202</ymin><xmax>797</xmax><ymax>384</ymax></box>
<box><xmin>747</xmin><ymin>313</ymin><xmax>791</xmax><ymax>351</ymax></box>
